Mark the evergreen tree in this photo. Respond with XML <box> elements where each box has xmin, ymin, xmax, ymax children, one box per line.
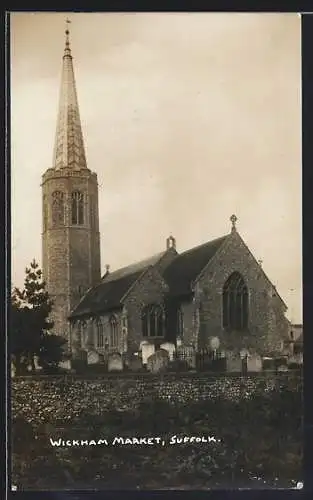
<box><xmin>11</xmin><ymin>259</ymin><xmax>67</xmax><ymax>374</ymax></box>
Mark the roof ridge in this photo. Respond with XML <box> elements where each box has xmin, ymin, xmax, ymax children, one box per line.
<box><xmin>178</xmin><ymin>234</ymin><xmax>228</xmax><ymax>257</ymax></box>
<box><xmin>101</xmin><ymin>250</ymin><xmax>167</xmax><ymax>282</ymax></box>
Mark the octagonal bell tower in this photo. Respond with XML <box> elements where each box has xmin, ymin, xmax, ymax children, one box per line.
<box><xmin>42</xmin><ymin>22</ymin><xmax>101</xmax><ymax>344</ymax></box>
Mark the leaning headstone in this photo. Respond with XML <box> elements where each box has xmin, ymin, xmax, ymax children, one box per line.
<box><xmin>160</xmin><ymin>342</ymin><xmax>176</xmax><ymax>361</ymax></box>
<box><xmin>147</xmin><ymin>349</ymin><xmax>169</xmax><ymax>374</ymax></box>
<box><xmin>141</xmin><ymin>342</ymin><xmax>155</xmax><ymax>365</ymax></box>
<box><xmin>108</xmin><ymin>352</ymin><xmax>123</xmax><ymax>372</ymax></box>
<box><xmin>87</xmin><ymin>350</ymin><xmax>101</xmax><ymax>365</ymax></box>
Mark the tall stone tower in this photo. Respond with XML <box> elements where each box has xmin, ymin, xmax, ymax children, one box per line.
<box><xmin>42</xmin><ymin>22</ymin><xmax>101</xmax><ymax>345</ymax></box>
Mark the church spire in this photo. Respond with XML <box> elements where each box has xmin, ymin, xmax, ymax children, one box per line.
<box><xmin>53</xmin><ymin>19</ymin><xmax>87</xmax><ymax>170</ymax></box>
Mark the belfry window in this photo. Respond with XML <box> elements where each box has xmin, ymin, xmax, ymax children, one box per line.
<box><xmin>90</xmin><ymin>195</ymin><xmax>95</xmax><ymax>228</ymax></box>
<box><xmin>71</xmin><ymin>191</ymin><xmax>84</xmax><ymax>225</ymax></box>
<box><xmin>52</xmin><ymin>191</ymin><xmax>64</xmax><ymax>226</ymax></box>
<box><xmin>110</xmin><ymin>315</ymin><xmax>118</xmax><ymax>348</ymax></box>
<box><xmin>43</xmin><ymin>195</ymin><xmax>48</xmax><ymax>231</ymax></box>
<box><xmin>142</xmin><ymin>304</ymin><xmax>164</xmax><ymax>338</ymax></box>
<box><xmin>223</xmin><ymin>272</ymin><xmax>248</xmax><ymax>331</ymax></box>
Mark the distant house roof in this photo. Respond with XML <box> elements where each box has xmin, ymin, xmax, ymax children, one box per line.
<box><xmin>69</xmin><ymin>252</ymin><xmax>167</xmax><ymax>319</ymax></box>
<box><xmin>163</xmin><ymin>235</ymin><xmax>228</xmax><ymax>297</ymax></box>
<box><xmin>295</xmin><ymin>332</ymin><xmax>303</xmax><ymax>344</ymax></box>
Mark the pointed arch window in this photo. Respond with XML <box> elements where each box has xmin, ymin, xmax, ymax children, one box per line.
<box><xmin>97</xmin><ymin>319</ymin><xmax>104</xmax><ymax>348</ymax></box>
<box><xmin>223</xmin><ymin>272</ymin><xmax>248</xmax><ymax>331</ymax></box>
<box><xmin>71</xmin><ymin>191</ymin><xmax>84</xmax><ymax>225</ymax></box>
<box><xmin>177</xmin><ymin>307</ymin><xmax>184</xmax><ymax>338</ymax></box>
<box><xmin>110</xmin><ymin>315</ymin><xmax>118</xmax><ymax>348</ymax></box>
<box><xmin>90</xmin><ymin>195</ymin><xmax>95</xmax><ymax>228</ymax></box>
<box><xmin>43</xmin><ymin>194</ymin><xmax>48</xmax><ymax>231</ymax></box>
<box><xmin>52</xmin><ymin>191</ymin><xmax>64</xmax><ymax>227</ymax></box>
<box><xmin>76</xmin><ymin>320</ymin><xmax>87</xmax><ymax>348</ymax></box>
<box><xmin>142</xmin><ymin>304</ymin><xmax>164</xmax><ymax>338</ymax></box>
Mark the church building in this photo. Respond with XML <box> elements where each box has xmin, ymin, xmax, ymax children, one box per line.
<box><xmin>42</xmin><ymin>25</ymin><xmax>289</xmax><ymax>368</ymax></box>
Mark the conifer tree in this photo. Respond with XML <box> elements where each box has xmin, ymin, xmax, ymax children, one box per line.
<box><xmin>11</xmin><ymin>259</ymin><xmax>67</xmax><ymax>373</ymax></box>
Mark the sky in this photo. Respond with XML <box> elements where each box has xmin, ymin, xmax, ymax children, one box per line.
<box><xmin>10</xmin><ymin>12</ymin><xmax>302</xmax><ymax>322</ymax></box>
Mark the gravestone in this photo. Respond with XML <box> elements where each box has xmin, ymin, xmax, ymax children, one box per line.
<box><xmin>277</xmin><ymin>364</ymin><xmax>288</xmax><ymax>372</ymax></box>
<box><xmin>108</xmin><ymin>352</ymin><xmax>123</xmax><ymax>372</ymax></box>
<box><xmin>226</xmin><ymin>353</ymin><xmax>241</xmax><ymax>372</ymax></box>
<box><xmin>59</xmin><ymin>359</ymin><xmax>72</xmax><ymax>371</ymax></box>
<box><xmin>126</xmin><ymin>353</ymin><xmax>143</xmax><ymax>372</ymax></box>
<box><xmin>141</xmin><ymin>342</ymin><xmax>155</xmax><ymax>365</ymax></box>
<box><xmin>87</xmin><ymin>350</ymin><xmax>101</xmax><ymax>365</ymax></box>
<box><xmin>247</xmin><ymin>354</ymin><xmax>262</xmax><ymax>372</ymax></box>
<box><xmin>147</xmin><ymin>349</ymin><xmax>169</xmax><ymax>374</ymax></box>
<box><xmin>160</xmin><ymin>342</ymin><xmax>176</xmax><ymax>361</ymax></box>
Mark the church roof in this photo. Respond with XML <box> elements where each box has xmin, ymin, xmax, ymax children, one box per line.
<box><xmin>164</xmin><ymin>235</ymin><xmax>228</xmax><ymax>297</ymax></box>
<box><xmin>69</xmin><ymin>251</ymin><xmax>167</xmax><ymax>318</ymax></box>
<box><xmin>101</xmin><ymin>251</ymin><xmax>167</xmax><ymax>281</ymax></box>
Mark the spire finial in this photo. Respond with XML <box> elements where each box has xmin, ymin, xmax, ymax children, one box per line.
<box><xmin>230</xmin><ymin>214</ymin><xmax>238</xmax><ymax>232</ymax></box>
<box><xmin>65</xmin><ymin>17</ymin><xmax>71</xmax><ymax>33</ymax></box>
<box><xmin>64</xmin><ymin>18</ymin><xmax>71</xmax><ymax>56</ymax></box>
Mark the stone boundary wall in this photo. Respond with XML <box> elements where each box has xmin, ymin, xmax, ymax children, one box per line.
<box><xmin>12</xmin><ymin>372</ymin><xmax>302</xmax><ymax>427</ymax></box>
<box><xmin>13</xmin><ymin>369</ymin><xmax>302</xmax><ymax>381</ymax></box>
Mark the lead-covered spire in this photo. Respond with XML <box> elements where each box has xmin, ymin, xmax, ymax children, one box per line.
<box><xmin>53</xmin><ymin>20</ymin><xmax>87</xmax><ymax>170</ymax></box>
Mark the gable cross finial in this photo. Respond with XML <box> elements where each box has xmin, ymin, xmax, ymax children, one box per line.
<box><xmin>230</xmin><ymin>214</ymin><xmax>238</xmax><ymax>232</ymax></box>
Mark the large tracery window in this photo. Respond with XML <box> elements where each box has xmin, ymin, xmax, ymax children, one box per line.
<box><xmin>110</xmin><ymin>315</ymin><xmax>118</xmax><ymax>348</ymax></box>
<box><xmin>142</xmin><ymin>304</ymin><xmax>164</xmax><ymax>338</ymax></box>
<box><xmin>71</xmin><ymin>191</ymin><xmax>84</xmax><ymax>225</ymax></box>
<box><xmin>52</xmin><ymin>191</ymin><xmax>64</xmax><ymax>227</ymax></box>
<box><xmin>223</xmin><ymin>272</ymin><xmax>248</xmax><ymax>331</ymax></box>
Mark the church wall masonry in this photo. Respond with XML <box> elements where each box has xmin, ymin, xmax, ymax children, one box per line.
<box><xmin>123</xmin><ymin>267</ymin><xmax>170</xmax><ymax>354</ymax></box>
<box><xmin>194</xmin><ymin>231</ymin><xmax>289</xmax><ymax>355</ymax></box>
<box><xmin>42</xmin><ymin>168</ymin><xmax>101</xmax><ymax>342</ymax></box>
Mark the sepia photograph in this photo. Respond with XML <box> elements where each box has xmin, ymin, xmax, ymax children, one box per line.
<box><xmin>10</xmin><ymin>11</ymin><xmax>302</xmax><ymax>490</ymax></box>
